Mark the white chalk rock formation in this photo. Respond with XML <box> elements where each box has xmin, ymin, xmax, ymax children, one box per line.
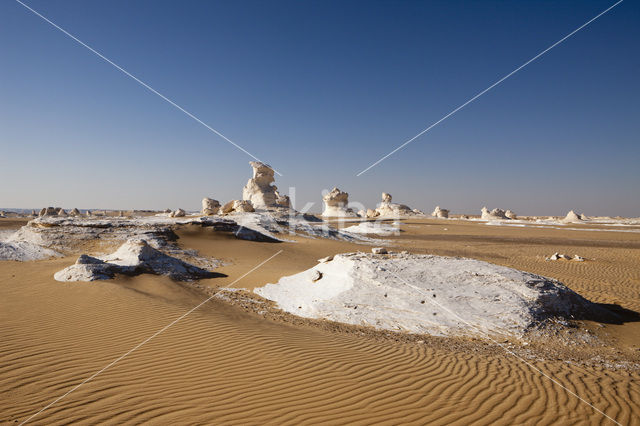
<box><xmin>242</xmin><ymin>162</ymin><xmax>289</xmax><ymax>209</ymax></box>
<box><xmin>54</xmin><ymin>239</ymin><xmax>215</xmax><ymax>282</ymax></box>
<box><xmin>365</xmin><ymin>208</ymin><xmax>379</xmax><ymax>219</ymax></box>
<box><xmin>70</xmin><ymin>208</ymin><xmax>81</xmax><ymax>216</ymax></box>
<box><xmin>275</xmin><ymin>190</ymin><xmax>290</xmax><ymax>208</ymax></box>
<box><xmin>322</xmin><ymin>188</ymin><xmax>357</xmax><ymax>217</ymax></box>
<box><xmin>255</xmin><ymin>252</ymin><xmax>598</xmax><ymax>338</ymax></box>
<box><xmin>38</xmin><ymin>207</ymin><xmax>61</xmax><ymax>217</ymax></box>
<box><xmin>505</xmin><ymin>210</ymin><xmax>517</xmax><ymax>219</ymax></box>
<box><xmin>431</xmin><ymin>206</ymin><xmax>449</xmax><ymax>218</ymax></box>
<box><xmin>202</xmin><ymin>198</ymin><xmax>221</xmax><ymax>216</ymax></box>
<box><xmin>481</xmin><ymin>207</ymin><xmax>510</xmax><ymax>220</ymax></box>
<box><xmin>221</xmin><ymin>200</ymin><xmax>255</xmax><ymax>215</ymax></box>
<box><xmin>170</xmin><ymin>208</ymin><xmax>186</xmax><ymax>218</ymax></box>
<box><xmin>562</xmin><ymin>210</ymin><xmax>584</xmax><ymax>223</ymax></box>
<box><xmin>57</xmin><ymin>209</ymin><xmax>68</xmax><ymax>217</ymax></box>
<box><xmin>375</xmin><ymin>193</ymin><xmax>417</xmax><ymax>218</ymax></box>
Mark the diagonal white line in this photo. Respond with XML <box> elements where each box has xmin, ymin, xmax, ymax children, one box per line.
<box><xmin>19</xmin><ymin>249</ymin><xmax>284</xmax><ymax>425</ymax></box>
<box><xmin>380</xmin><ymin>264</ymin><xmax>621</xmax><ymax>425</ymax></box>
<box><xmin>14</xmin><ymin>0</ymin><xmax>283</xmax><ymax>176</ymax></box>
<box><xmin>356</xmin><ymin>0</ymin><xmax>624</xmax><ymax>176</ymax></box>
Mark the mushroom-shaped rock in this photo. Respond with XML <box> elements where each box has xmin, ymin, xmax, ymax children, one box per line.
<box><xmin>431</xmin><ymin>206</ymin><xmax>449</xmax><ymax>218</ymax></box>
<box><xmin>202</xmin><ymin>198</ymin><xmax>221</xmax><ymax>216</ymax></box>
<box><xmin>381</xmin><ymin>192</ymin><xmax>392</xmax><ymax>203</ymax></box>
<box><xmin>322</xmin><ymin>187</ymin><xmax>357</xmax><ymax>217</ymax></box>
<box><xmin>242</xmin><ymin>162</ymin><xmax>281</xmax><ymax>209</ymax></box>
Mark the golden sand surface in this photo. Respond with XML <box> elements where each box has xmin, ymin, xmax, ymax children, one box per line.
<box><xmin>1</xmin><ymin>217</ymin><xmax>639</xmax><ymax>424</ymax></box>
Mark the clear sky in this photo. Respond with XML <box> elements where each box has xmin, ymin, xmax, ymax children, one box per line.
<box><xmin>1</xmin><ymin>0</ymin><xmax>638</xmax><ymax>216</ymax></box>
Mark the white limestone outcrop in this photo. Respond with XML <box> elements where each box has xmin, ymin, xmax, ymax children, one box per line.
<box><xmin>322</xmin><ymin>187</ymin><xmax>357</xmax><ymax>217</ymax></box>
<box><xmin>202</xmin><ymin>198</ymin><xmax>221</xmax><ymax>216</ymax></box>
<box><xmin>254</xmin><ymin>252</ymin><xmax>598</xmax><ymax>338</ymax></box>
<box><xmin>54</xmin><ymin>239</ymin><xmax>216</xmax><ymax>282</ymax></box>
<box><xmin>562</xmin><ymin>210</ymin><xmax>585</xmax><ymax>223</ymax></box>
<box><xmin>374</xmin><ymin>193</ymin><xmax>420</xmax><ymax>218</ymax></box>
<box><xmin>431</xmin><ymin>206</ymin><xmax>449</xmax><ymax>218</ymax></box>
<box><xmin>481</xmin><ymin>207</ymin><xmax>510</xmax><ymax>220</ymax></box>
<box><xmin>221</xmin><ymin>200</ymin><xmax>255</xmax><ymax>215</ymax></box>
<box><xmin>242</xmin><ymin>162</ymin><xmax>289</xmax><ymax>209</ymax></box>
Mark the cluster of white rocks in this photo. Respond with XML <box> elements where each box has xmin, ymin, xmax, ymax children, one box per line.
<box><xmin>369</xmin><ymin>193</ymin><xmax>423</xmax><ymax>218</ymax></box>
<box><xmin>201</xmin><ymin>162</ymin><xmax>290</xmax><ymax>216</ymax></box>
<box><xmin>481</xmin><ymin>207</ymin><xmax>517</xmax><ymax>220</ymax></box>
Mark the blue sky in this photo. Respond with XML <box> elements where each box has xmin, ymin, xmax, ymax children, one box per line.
<box><xmin>1</xmin><ymin>0</ymin><xmax>638</xmax><ymax>216</ymax></box>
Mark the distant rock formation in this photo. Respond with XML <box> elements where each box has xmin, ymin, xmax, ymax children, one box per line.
<box><xmin>375</xmin><ymin>193</ymin><xmax>421</xmax><ymax>217</ymax></box>
<box><xmin>170</xmin><ymin>208</ymin><xmax>186</xmax><ymax>218</ymax></box>
<box><xmin>242</xmin><ymin>162</ymin><xmax>289</xmax><ymax>209</ymax></box>
<box><xmin>221</xmin><ymin>200</ymin><xmax>255</xmax><ymax>215</ymax></box>
<box><xmin>70</xmin><ymin>208</ymin><xmax>81</xmax><ymax>216</ymax></box>
<box><xmin>431</xmin><ymin>206</ymin><xmax>449</xmax><ymax>218</ymax></box>
<box><xmin>562</xmin><ymin>210</ymin><xmax>585</xmax><ymax>223</ymax></box>
<box><xmin>365</xmin><ymin>208</ymin><xmax>379</xmax><ymax>219</ymax></box>
<box><xmin>202</xmin><ymin>198</ymin><xmax>221</xmax><ymax>216</ymax></box>
<box><xmin>481</xmin><ymin>207</ymin><xmax>510</xmax><ymax>220</ymax></box>
<box><xmin>322</xmin><ymin>187</ymin><xmax>357</xmax><ymax>217</ymax></box>
<box><xmin>505</xmin><ymin>210</ymin><xmax>517</xmax><ymax>219</ymax></box>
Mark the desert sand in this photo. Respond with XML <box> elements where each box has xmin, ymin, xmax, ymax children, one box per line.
<box><xmin>1</xmin><ymin>215</ymin><xmax>640</xmax><ymax>425</ymax></box>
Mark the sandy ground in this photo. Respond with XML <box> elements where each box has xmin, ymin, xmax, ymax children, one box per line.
<box><xmin>1</xmin><ymin>217</ymin><xmax>639</xmax><ymax>425</ymax></box>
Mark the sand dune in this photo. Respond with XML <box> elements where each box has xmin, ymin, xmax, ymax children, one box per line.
<box><xmin>1</xmin><ymin>218</ymin><xmax>639</xmax><ymax>424</ymax></box>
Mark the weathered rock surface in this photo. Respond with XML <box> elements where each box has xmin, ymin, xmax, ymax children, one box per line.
<box><xmin>54</xmin><ymin>239</ymin><xmax>217</xmax><ymax>282</ymax></box>
<box><xmin>322</xmin><ymin>187</ymin><xmax>357</xmax><ymax>217</ymax></box>
<box><xmin>202</xmin><ymin>198</ymin><xmax>221</xmax><ymax>216</ymax></box>
<box><xmin>505</xmin><ymin>210</ymin><xmax>517</xmax><ymax>219</ymax></box>
<box><xmin>221</xmin><ymin>200</ymin><xmax>255</xmax><ymax>214</ymax></box>
<box><xmin>170</xmin><ymin>208</ymin><xmax>186</xmax><ymax>218</ymax></box>
<box><xmin>242</xmin><ymin>162</ymin><xmax>289</xmax><ymax>209</ymax></box>
<box><xmin>255</xmin><ymin>252</ymin><xmax>604</xmax><ymax>338</ymax></box>
<box><xmin>374</xmin><ymin>193</ymin><xmax>421</xmax><ymax>218</ymax></box>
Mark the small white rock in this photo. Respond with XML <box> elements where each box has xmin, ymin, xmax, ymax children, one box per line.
<box><xmin>372</xmin><ymin>247</ymin><xmax>388</xmax><ymax>255</ymax></box>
